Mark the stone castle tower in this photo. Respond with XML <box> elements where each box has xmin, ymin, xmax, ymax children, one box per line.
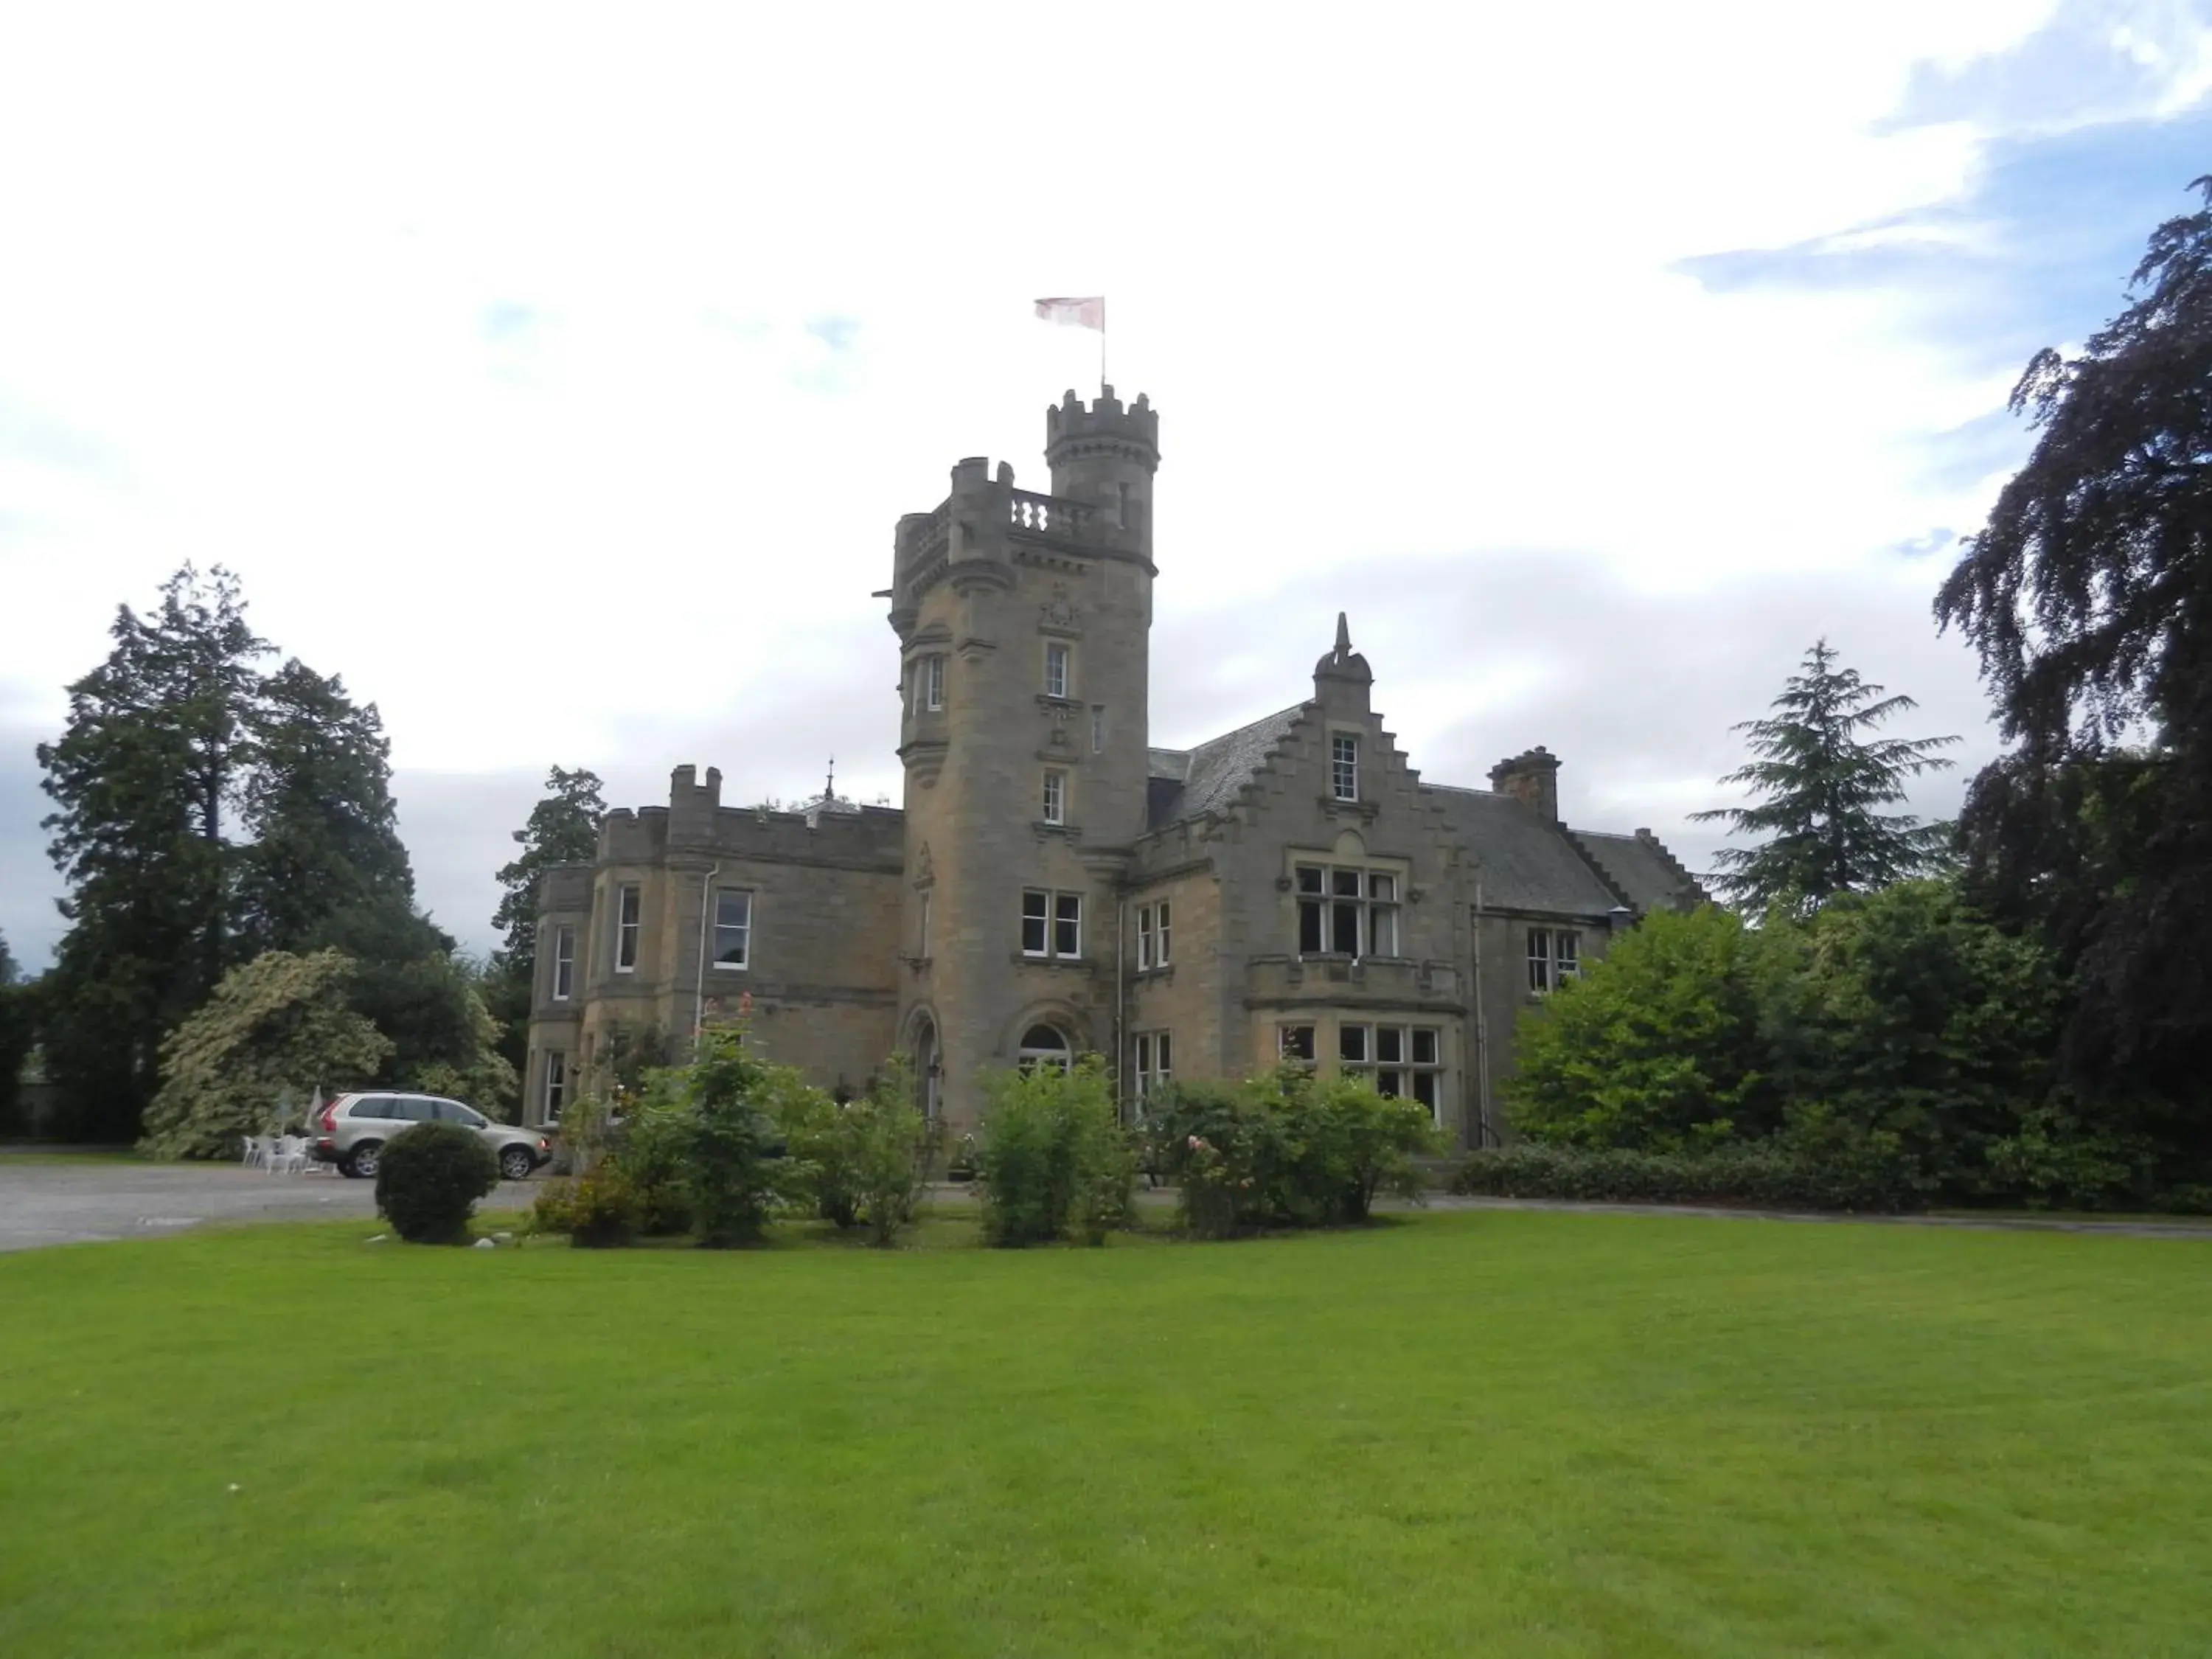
<box><xmin>886</xmin><ymin>387</ymin><xmax>1161</xmax><ymax>1121</ymax></box>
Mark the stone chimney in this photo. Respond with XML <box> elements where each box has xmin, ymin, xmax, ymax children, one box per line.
<box><xmin>1489</xmin><ymin>745</ymin><xmax>1560</xmax><ymax>823</ymax></box>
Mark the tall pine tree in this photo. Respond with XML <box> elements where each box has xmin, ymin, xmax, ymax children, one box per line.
<box><xmin>482</xmin><ymin>768</ymin><xmax>606</xmax><ymax>1077</ymax></box>
<box><xmin>36</xmin><ymin>567</ymin><xmax>267</xmax><ymax>1137</ymax></box>
<box><xmin>1692</xmin><ymin>640</ymin><xmax>1958</xmax><ymax>916</ymax></box>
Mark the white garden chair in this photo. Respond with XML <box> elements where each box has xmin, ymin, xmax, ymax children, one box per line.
<box><xmin>241</xmin><ymin>1135</ymin><xmax>262</xmax><ymax>1169</ymax></box>
<box><xmin>267</xmin><ymin>1135</ymin><xmax>306</xmax><ymax>1175</ymax></box>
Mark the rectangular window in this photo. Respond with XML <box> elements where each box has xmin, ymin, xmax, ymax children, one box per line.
<box><xmin>1136</xmin><ymin>904</ymin><xmax>1155</xmax><ymax>971</ymax></box>
<box><xmin>1279</xmin><ymin>1024</ymin><xmax>1316</xmax><ymax>1062</ymax></box>
<box><xmin>919</xmin><ymin>890</ymin><xmax>931</xmax><ymax>959</ymax></box>
<box><xmin>925</xmin><ymin>653</ymin><xmax>945</xmax><ymax>711</ymax></box>
<box><xmin>713</xmin><ymin>888</ymin><xmax>751</xmax><ymax>970</ymax></box>
<box><xmin>552</xmin><ymin>925</ymin><xmax>574</xmax><ymax>1001</ymax></box>
<box><xmin>1296</xmin><ymin>865</ymin><xmax>1325</xmax><ymax>954</ymax></box>
<box><xmin>1155</xmin><ymin>899</ymin><xmax>1170</xmax><ymax>966</ymax></box>
<box><xmin>614</xmin><ymin>883</ymin><xmax>641</xmax><ymax>973</ymax></box>
<box><xmin>1339</xmin><ymin>1023</ymin><xmax>1369</xmax><ymax>1064</ymax></box>
<box><xmin>1368</xmin><ymin>873</ymin><xmax>1399</xmax><ymax>957</ymax></box>
<box><xmin>1091</xmin><ymin>705</ymin><xmax>1106</xmax><ymax>753</ymax></box>
<box><xmin>1528</xmin><ymin>928</ymin><xmax>1582</xmax><ymax>993</ymax></box>
<box><xmin>1022</xmin><ymin>889</ymin><xmax>1049</xmax><ymax>956</ymax></box>
<box><xmin>1042</xmin><ymin>769</ymin><xmax>1066</xmax><ymax>825</ymax></box>
<box><xmin>1118</xmin><ymin>481</ymin><xmax>1132</xmax><ymax>529</ymax></box>
<box><xmin>1054</xmin><ymin>893</ymin><xmax>1082</xmax><ymax>959</ymax></box>
<box><xmin>1331</xmin><ymin>732</ymin><xmax>1359</xmax><ymax>801</ymax></box>
<box><xmin>1045</xmin><ymin>641</ymin><xmax>1070</xmax><ymax>699</ymax></box>
<box><xmin>1331</xmin><ymin>868</ymin><xmax>1363</xmax><ymax>955</ymax></box>
<box><xmin>1133</xmin><ymin>1030</ymin><xmax>1172</xmax><ymax>1102</ymax></box>
<box><xmin>543</xmin><ymin>1052</ymin><xmax>567</xmax><ymax>1122</ymax></box>
<box><xmin>1135</xmin><ymin>900</ymin><xmax>1172</xmax><ymax>970</ymax></box>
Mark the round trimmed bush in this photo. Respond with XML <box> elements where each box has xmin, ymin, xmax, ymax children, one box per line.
<box><xmin>375</xmin><ymin>1121</ymin><xmax>500</xmax><ymax>1244</ymax></box>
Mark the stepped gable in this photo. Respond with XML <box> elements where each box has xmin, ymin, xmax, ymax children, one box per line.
<box><xmin>1568</xmin><ymin>827</ymin><xmax>1708</xmax><ymax>915</ymax></box>
<box><xmin>1421</xmin><ymin>782</ymin><xmax>1621</xmax><ymax>916</ymax></box>
<box><xmin>1145</xmin><ymin>704</ymin><xmax>1306</xmax><ymax>830</ymax></box>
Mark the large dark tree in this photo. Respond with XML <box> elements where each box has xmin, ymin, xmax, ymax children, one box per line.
<box><xmin>234</xmin><ymin>658</ymin><xmax>415</xmax><ymax>958</ymax></box>
<box><xmin>1692</xmin><ymin>640</ymin><xmax>1959</xmax><ymax>915</ymax></box>
<box><xmin>1935</xmin><ymin>175</ymin><xmax>2212</xmax><ymax>1130</ymax></box>
<box><xmin>0</xmin><ymin>931</ymin><xmax>31</xmax><ymax>1135</ymax></box>
<box><xmin>35</xmin><ymin>567</ymin><xmax>268</xmax><ymax>1137</ymax></box>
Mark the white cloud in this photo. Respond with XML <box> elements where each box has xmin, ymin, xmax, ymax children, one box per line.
<box><xmin>0</xmin><ymin>0</ymin><xmax>2199</xmax><ymax>958</ymax></box>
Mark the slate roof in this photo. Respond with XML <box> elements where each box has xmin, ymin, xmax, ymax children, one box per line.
<box><xmin>1146</xmin><ymin>704</ymin><xmax>1305</xmax><ymax>830</ymax></box>
<box><xmin>1420</xmin><ymin>784</ymin><xmax>1624</xmax><ymax>917</ymax></box>
<box><xmin>1570</xmin><ymin>829</ymin><xmax>1706</xmax><ymax>914</ymax></box>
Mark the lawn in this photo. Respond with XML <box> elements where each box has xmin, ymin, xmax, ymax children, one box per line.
<box><xmin>1</xmin><ymin>1211</ymin><xmax>2206</xmax><ymax>1658</ymax></box>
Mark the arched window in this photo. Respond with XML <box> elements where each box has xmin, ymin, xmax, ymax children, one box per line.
<box><xmin>1017</xmin><ymin>1024</ymin><xmax>1071</xmax><ymax>1074</ymax></box>
<box><xmin>913</xmin><ymin>1016</ymin><xmax>942</xmax><ymax>1121</ymax></box>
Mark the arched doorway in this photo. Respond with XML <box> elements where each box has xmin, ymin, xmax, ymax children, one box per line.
<box><xmin>1016</xmin><ymin>1024</ymin><xmax>1072</xmax><ymax>1074</ymax></box>
<box><xmin>912</xmin><ymin>1014</ymin><xmax>942</xmax><ymax>1121</ymax></box>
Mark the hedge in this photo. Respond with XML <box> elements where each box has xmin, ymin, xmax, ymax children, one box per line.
<box><xmin>1448</xmin><ymin>1141</ymin><xmax>1927</xmax><ymax>1214</ymax></box>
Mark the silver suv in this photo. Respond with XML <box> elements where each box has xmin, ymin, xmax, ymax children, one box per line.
<box><xmin>312</xmin><ymin>1093</ymin><xmax>551</xmax><ymax>1182</ymax></box>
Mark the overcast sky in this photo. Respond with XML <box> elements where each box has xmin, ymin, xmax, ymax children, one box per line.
<box><xmin>4</xmin><ymin>1</ymin><xmax>2210</xmax><ymax>968</ymax></box>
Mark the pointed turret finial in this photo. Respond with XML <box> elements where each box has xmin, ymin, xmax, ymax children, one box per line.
<box><xmin>1335</xmin><ymin>612</ymin><xmax>1352</xmax><ymax>656</ymax></box>
<box><xmin>826</xmin><ymin>756</ymin><xmax>836</xmax><ymax>798</ymax></box>
<box><xmin>1313</xmin><ymin>608</ymin><xmax>1374</xmax><ymax>688</ymax></box>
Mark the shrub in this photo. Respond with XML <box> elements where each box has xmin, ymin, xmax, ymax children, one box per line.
<box><xmin>611</xmin><ymin>1096</ymin><xmax>697</xmax><ymax>1235</ymax></box>
<box><xmin>776</xmin><ymin>1060</ymin><xmax>934</xmax><ymax>1246</ymax></box>
<box><xmin>1447</xmin><ymin>1139</ymin><xmax>1925</xmax><ymax>1213</ymax></box>
<box><xmin>529</xmin><ymin>1163</ymin><xmax>644</xmax><ymax>1248</ymax></box>
<box><xmin>976</xmin><ymin>1056</ymin><xmax>1135</xmax><ymax>1247</ymax></box>
<box><xmin>678</xmin><ymin>1028</ymin><xmax>787</xmax><ymax>1248</ymax></box>
<box><xmin>375</xmin><ymin>1120</ymin><xmax>500</xmax><ymax>1243</ymax></box>
<box><xmin>1147</xmin><ymin>1065</ymin><xmax>1441</xmax><ymax>1235</ymax></box>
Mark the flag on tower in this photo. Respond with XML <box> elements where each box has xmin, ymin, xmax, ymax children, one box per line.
<box><xmin>1033</xmin><ymin>296</ymin><xmax>1105</xmax><ymax>332</ymax></box>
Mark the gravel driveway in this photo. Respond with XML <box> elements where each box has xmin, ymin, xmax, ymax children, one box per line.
<box><xmin>0</xmin><ymin>1158</ymin><xmax>538</xmax><ymax>1253</ymax></box>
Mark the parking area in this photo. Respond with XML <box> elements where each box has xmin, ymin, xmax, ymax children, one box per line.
<box><xmin>0</xmin><ymin>1157</ymin><xmax>538</xmax><ymax>1253</ymax></box>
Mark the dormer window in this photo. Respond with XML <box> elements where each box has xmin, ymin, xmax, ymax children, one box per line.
<box><xmin>1331</xmin><ymin>733</ymin><xmax>1359</xmax><ymax>801</ymax></box>
<box><xmin>1045</xmin><ymin>641</ymin><xmax>1070</xmax><ymax>700</ymax></box>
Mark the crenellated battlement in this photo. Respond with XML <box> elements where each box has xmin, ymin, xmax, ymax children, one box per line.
<box><xmin>1045</xmin><ymin>384</ymin><xmax>1159</xmax><ymax>470</ymax></box>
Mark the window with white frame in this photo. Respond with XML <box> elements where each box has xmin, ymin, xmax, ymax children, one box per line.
<box><xmin>614</xmin><ymin>884</ymin><xmax>641</xmax><ymax>973</ymax></box>
<box><xmin>1135</xmin><ymin>899</ymin><xmax>1172</xmax><ymax>970</ymax></box>
<box><xmin>543</xmin><ymin>1051</ymin><xmax>568</xmax><ymax>1122</ymax></box>
<box><xmin>552</xmin><ymin>925</ymin><xmax>574</xmax><ymax>1001</ymax></box>
<box><xmin>925</xmin><ymin>653</ymin><xmax>945</xmax><ymax>711</ymax></box>
<box><xmin>1091</xmin><ymin>705</ymin><xmax>1106</xmax><ymax>753</ymax></box>
<box><xmin>1042</xmin><ymin>768</ymin><xmax>1066</xmax><ymax>825</ymax></box>
<box><xmin>1044</xmin><ymin>641</ymin><xmax>1070</xmax><ymax>699</ymax></box>
<box><xmin>1338</xmin><ymin>1023</ymin><xmax>1446</xmax><ymax>1118</ymax></box>
<box><xmin>1527</xmin><ymin>928</ymin><xmax>1582</xmax><ymax>993</ymax></box>
<box><xmin>714</xmin><ymin>888</ymin><xmax>752</xmax><ymax>970</ymax></box>
<box><xmin>1132</xmin><ymin>1031</ymin><xmax>1172</xmax><ymax>1102</ymax></box>
<box><xmin>1279</xmin><ymin>1023</ymin><xmax>1316</xmax><ymax>1063</ymax></box>
<box><xmin>1020</xmin><ymin>889</ymin><xmax>1085</xmax><ymax>959</ymax></box>
<box><xmin>1018</xmin><ymin>1023</ymin><xmax>1071</xmax><ymax>1074</ymax></box>
<box><xmin>1331</xmin><ymin>732</ymin><xmax>1360</xmax><ymax>801</ymax></box>
<box><xmin>1294</xmin><ymin>863</ymin><xmax>1402</xmax><ymax>957</ymax></box>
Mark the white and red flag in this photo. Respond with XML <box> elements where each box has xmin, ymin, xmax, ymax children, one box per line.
<box><xmin>1032</xmin><ymin>296</ymin><xmax>1105</xmax><ymax>332</ymax></box>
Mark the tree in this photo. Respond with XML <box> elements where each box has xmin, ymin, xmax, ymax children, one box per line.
<box><xmin>493</xmin><ymin>767</ymin><xmax>606</xmax><ymax>964</ymax></box>
<box><xmin>0</xmin><ymin>931</ymin><xmax>31</xmax><ymax>1136</ymax></box>
<box><xmin>1935</xmin><ymin>175</ymin><xmax>2212</xmax><ymax>1128</ymax></box>
<box><xmin>234</xmin><ymin>658</ymin><xmax>414</xmax><ymax>959</ymax></box>
<box><xmin>139</xmin><ymin>949</ymin><xmax>394</xmax><ymax>1160</ymax></box>
<box><xmin>1692</xmin><ymin>640</ymin><xmax>1958</xmax><ymax>914</ymax></box>
<box><xmin>485</xmin><ymin>767</ymin><xmax>606</xmax><ymax>1079</ymax></box>
<box><xmin>1506</xmin><ymin>905</ymin><xmax>1775</xmax><ymax>1151</ymax></box>
<box><xmin>36</xmin><ymin>566</ymin><xmax>268</xmax><ymax>1138</ymax></box>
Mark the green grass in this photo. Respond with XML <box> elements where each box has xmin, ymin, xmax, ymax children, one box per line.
<box><xmin>2</xmin><ymin>1212</ymin><xmax>2207</xmax><ymax>1658</ymax></box>
<box><xmin>0</xmin><ymin>1145</ymin><xmax>146</xmax><ymax>1166</ymax></box>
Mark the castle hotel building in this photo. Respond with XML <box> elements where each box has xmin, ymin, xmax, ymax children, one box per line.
<box><xmin>524</xmin><ymin>389</ymin><xmax>1703</xmax><ymax>1144</ymax></box>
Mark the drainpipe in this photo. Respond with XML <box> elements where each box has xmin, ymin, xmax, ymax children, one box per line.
<box><xmin>1471</xmin><ymin>877</ymin><xmax>1493</xmax><ymax>1147</ymax></box>
<box><xmin>1116</xmin><ymin>897</ymin><xmax>1128</xmax><ymax>1122</ymax></box>
<box><xmin>693</xmin><ymin>861</ymin><xmax>722</xmax><ymax>1045</ymax></box>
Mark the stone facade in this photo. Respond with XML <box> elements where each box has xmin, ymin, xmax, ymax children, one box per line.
<box><xmin>524</xmin><ymin>389</ymin><xmax>1705</xmax><ymax>1144</ymax></box>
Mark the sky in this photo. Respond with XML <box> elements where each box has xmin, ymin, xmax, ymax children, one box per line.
<box><xmin>4</xmin><ymin>0</ymin><xmax>2211</xmax><ymax>968</ymax></box>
